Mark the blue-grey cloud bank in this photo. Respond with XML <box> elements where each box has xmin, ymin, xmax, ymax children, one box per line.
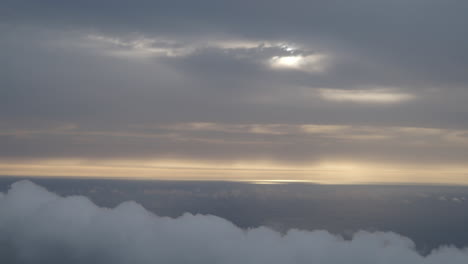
<box><xmin>0</xmin><ymin>181</ymin><xmax>467</xmax><ymax>264</ymax></box>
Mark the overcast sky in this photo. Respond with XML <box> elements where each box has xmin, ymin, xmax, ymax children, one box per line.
<box><xmin>1</xmin><ymin>0</ymin><xmax>468</xmax><ymax>183</ymax></box>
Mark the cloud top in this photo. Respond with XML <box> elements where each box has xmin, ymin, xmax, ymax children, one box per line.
<box><xmin>0</xmin><ymin>180</ymin><xmax>467</xmax><ymax>264</ymax></box>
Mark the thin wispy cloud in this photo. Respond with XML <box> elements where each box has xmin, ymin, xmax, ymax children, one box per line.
<box><xmin>318</xmin><ymin>88</ymin><xmax>414</xmax><ymax>103</ymax></box>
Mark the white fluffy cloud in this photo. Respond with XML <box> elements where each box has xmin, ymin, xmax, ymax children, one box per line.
<box><xmin>0</xmin><ymin>181</ymin><xmax>467</xmax><ymax>264</ymax></box>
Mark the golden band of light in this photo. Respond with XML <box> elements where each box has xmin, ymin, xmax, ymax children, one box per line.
<box><xmin>1</xmin><ymin>159</ymin><xmax>467</xmax><ymax>185</ymax></box>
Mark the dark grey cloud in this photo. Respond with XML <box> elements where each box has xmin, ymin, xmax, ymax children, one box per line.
<box><xmin>1</xmin><ymin>180</ymin><xmax>468</xmax><ymax>264</ymax></box>
<box><xmin>3</xmin><ymin>0</ymin><xmax>466</xmax><ymax>83</ymax></box>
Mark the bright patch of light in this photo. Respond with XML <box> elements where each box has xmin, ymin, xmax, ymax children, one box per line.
<box><xmin>271</xmin><ymin>56</ymin><xmax>303</xmax><ymax>68</ymax></box>
<box><xmin>319</xmin><ymin>88</ymin><xmax>414</xmax><ymax>103</ymax></box>
<box><xmin>269</xmin><ymin>54</ymin><xmax>328</xmax><ymax>72</ymax></box>
<box><xmin>279</xmin><ymin>43</ymin><xmax>297</xmax><ymax>52</ymax></box>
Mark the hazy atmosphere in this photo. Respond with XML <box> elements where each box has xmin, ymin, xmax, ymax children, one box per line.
<box><xmin>2</xmin><ymin>0</ymin><xmax>468</xmax><ymax>184</ymax></box>
<box><xmin>2</xmin><ymin>1</ymin><xmax>468</xmax><ymax>263</ymax></box>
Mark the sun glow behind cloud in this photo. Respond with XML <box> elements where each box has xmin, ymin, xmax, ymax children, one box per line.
<box><xmin>86</xmin><ymin>33</ymin><xmax>331</xmax><ymax>72</ymax></box>
<box><xmin>85</xmin><ymin>33</ymin><xmax>308</xmax><ymax>62</ymax></box>
<box><xmin>269</xmin><ymin>54</ymin><xmax>328</xmax><ymax>72</ymax></box>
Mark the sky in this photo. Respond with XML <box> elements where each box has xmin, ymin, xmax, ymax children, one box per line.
<box><xmin>2</xmin><ymin>0</ymin><xmax>468</xmax><ymax>184</ymax></box>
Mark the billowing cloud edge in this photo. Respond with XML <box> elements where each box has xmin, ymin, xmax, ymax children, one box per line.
<box><xmin>0</xmin><ymin>180</ymin><xmax>467</xmax><ymax>264</ymax></box>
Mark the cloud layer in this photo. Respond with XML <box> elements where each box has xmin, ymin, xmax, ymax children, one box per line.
<box><xmin>0</xmin><ymin>180</ymin><xmax>467</xmax><ymax>264</ymax></box>
<box><xmin>2</xmin><ymin>1</ymin><xmax>468</xmax><ymax>180</ymax></box>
